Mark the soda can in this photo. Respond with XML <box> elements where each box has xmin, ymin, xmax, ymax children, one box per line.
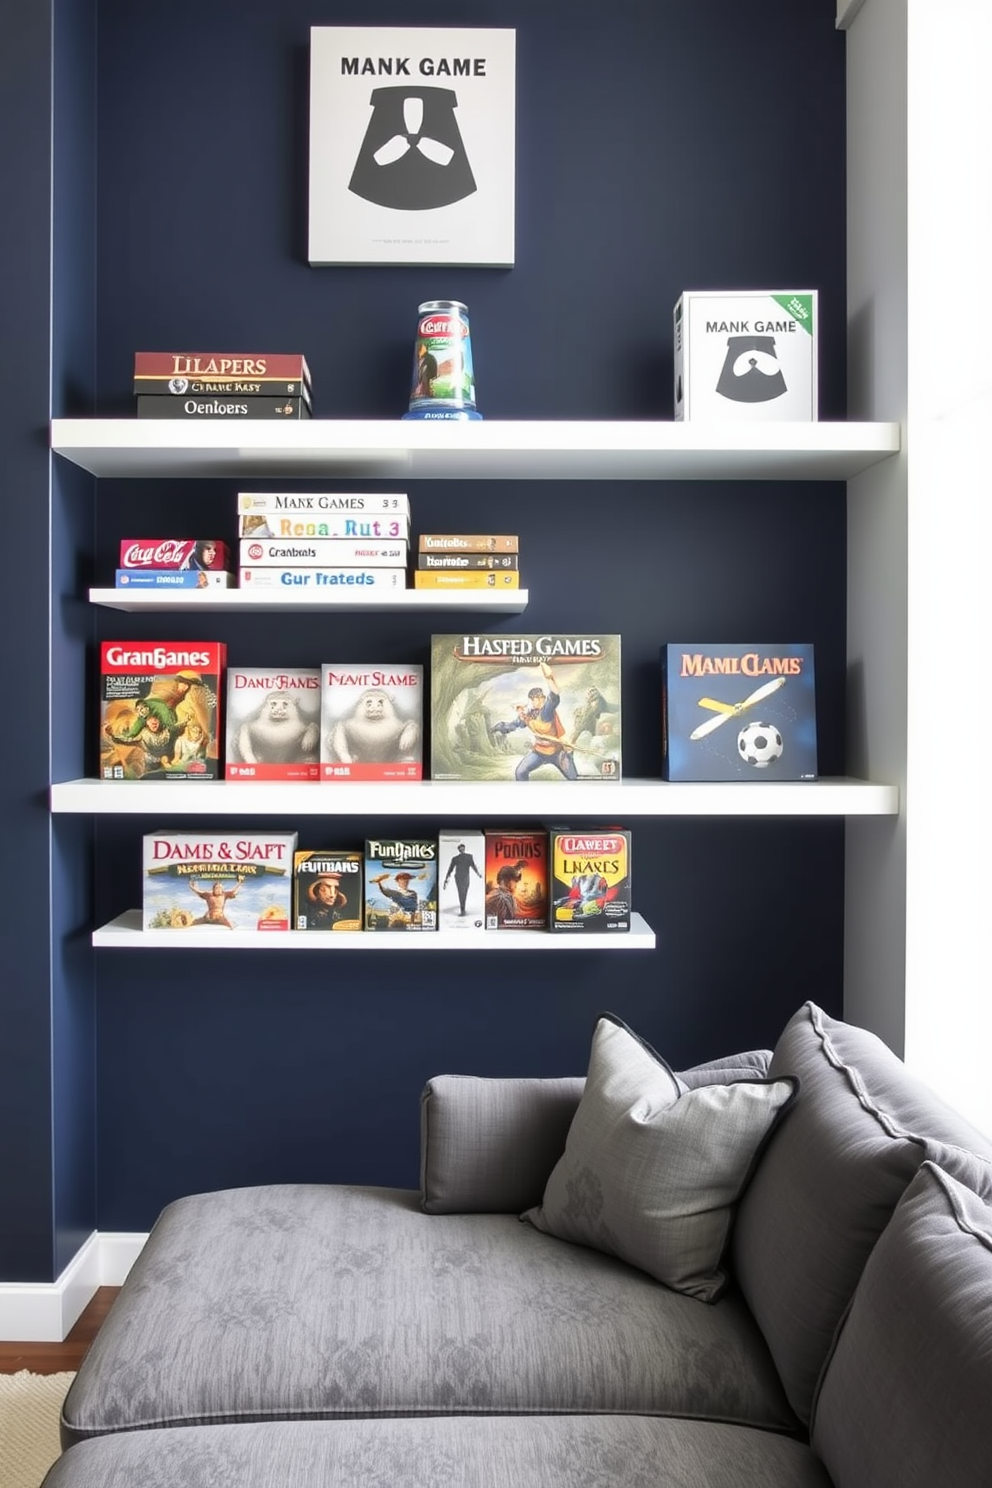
<box><xmin>403</xmin><ymin>300</ymin><xmax>483</xmax><ymax>421</ymax></box>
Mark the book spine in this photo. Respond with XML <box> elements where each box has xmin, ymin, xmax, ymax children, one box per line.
<box><xmin>114</xmin><ymin>570</ymin><xmax>236</xmax><ymax>589</ymax></box>
<box><xmin>413</xmin><ymin>571</ymin><xmax>520</xmax><ymax>589</ymax></box>
<box><xmin>238</xmin><ymin>567</ymin><xmax>408</xmax><ymax>590</ymax></box>
<box><xmin>239</xmin><ymin>514</ymin><xmax>409</xmax><ymax>540</ymax></box>
<box><xmin>418</xmin><ymin>534</ymin><xmax>519</xmax><ymax>553</ymax></box>
<box><xmin>240</xmin><ymin>539</ymin><xmax>407</xmax><ymax>567</ymax></box>
<box><xmin>237</xmin><ymin>491</ymin><xmax>410</xmax><ymax>517</ymax></box>
<box><xmin>134</xmin><ymin>376</ymin><xmax>310</xmax><ymax>400</ymax></box>
<box><xmin>119</xmin><ymin>539</ymin><xmax>231</xmax><ymax>569</ymax></box>
<box><xmin>133</xmin><ymin>352</ymin><xmax>311</xmax><ymax>382</ymax></box>
<box><xmin>135</xmin><ymin>395</ymin><xmax>311</xmax><ymax>420</ymax></box>
<box><xmin>417</xmin><ymin>552</ymin><xmax>518</xmax><ymax>570</ymax></box>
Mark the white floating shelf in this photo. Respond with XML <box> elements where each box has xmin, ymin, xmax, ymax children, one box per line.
<box><xmin>93</xmin><ymin>908</ymin><xmax>656</xmax><ymax>951</ymax></box>
<box><xmin>51</xmin><ymin>418</ymin><xmax>900</xmax><ymax>482</ymax></box>
<box><xmin>88</xmin><ymin>586</ymin><xmax>528</xmax><ymax>615</ymax></box>
<box><xmin>51</xmin><ymin>776</ymin><xmax>898</xmax><ymax>817</ymax></box>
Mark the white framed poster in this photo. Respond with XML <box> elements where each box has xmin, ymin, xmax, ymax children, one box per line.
<box><xmin>308</xmin><ymin>27</ymin><xmax>515</xmax><ymax>267</ymax></box>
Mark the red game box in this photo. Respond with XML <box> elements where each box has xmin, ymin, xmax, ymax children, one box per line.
<box><xmin>484</xmin><ymin>830</ymin><xmax>549</xmax><ymax>931</ymax></box>
<box><xmin>119</xmin><ymin>539</ymin><xmax>231</xmax><ymax>571</ymax></box>
<box><xmin>99</xmin><ymin>639</ymin><xmax>226</xmax><ymax>781</ymax></box>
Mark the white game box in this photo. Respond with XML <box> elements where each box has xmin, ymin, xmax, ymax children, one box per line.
<box><xmin>674</xmin><ymin>290</ymin><xmax>817</xmax><ymax>421</ymax></box>
<box><xmin>438</xmin><ymin>830</ymin><xmax>485</xmax><ymax>930</ymax></box>
<box><xmin>142</xmin><ymin>830</ymin><xmax>298</xmax><ymax>932</ymax></box>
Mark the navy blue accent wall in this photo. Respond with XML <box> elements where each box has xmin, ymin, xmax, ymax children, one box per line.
<box><xmin>0</xmin><ymin>0</ymin><xmax>59</xmax><ymax>1282</ymax></box>
<box><xmin>50</xmin><ymin>0</ymin><xmax>99</xmax><ymax>1281</ymax></box>
<box><xmin>5</xmin><ymin>0</ymin><xmax>848</xmax><ymax>1262</ymax></box>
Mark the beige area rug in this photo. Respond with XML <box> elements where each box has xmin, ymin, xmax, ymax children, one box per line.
<box><xmin>0</xmin><ymin>1372</ymin><xmax>74</xmax><ymax>1488</ymax></box>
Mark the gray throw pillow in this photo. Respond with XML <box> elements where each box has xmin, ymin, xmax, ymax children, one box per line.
<box><xmin>523</xmin><ymin>1014</ymin><xmax>797</xmax><ymax>1302</ymax></box>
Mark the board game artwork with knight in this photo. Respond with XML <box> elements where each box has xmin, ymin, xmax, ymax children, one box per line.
<box><xmin>430</xmin><ymin>634</ymin><xmax>621</xmax><ymax>783</ymax></box>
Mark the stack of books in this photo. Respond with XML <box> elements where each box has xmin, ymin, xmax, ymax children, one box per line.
<box><xmin>133</xmin><ymin>351</ymin><xmax>312</xmax><ymax>420</ymax></box>
<box><xmin>115</xmin><ymin>538</ymin><xmax>235</xmax><ymax>590</ymax></box>
<box><xmin>236</xmin><ymin>491</ymin><xmax>410</xmax><ymax>594</ymax></box>
<box><xmin>413</xmin><ymin>533</ymin><xmax>520</xmax><ymax>591</ymax></box>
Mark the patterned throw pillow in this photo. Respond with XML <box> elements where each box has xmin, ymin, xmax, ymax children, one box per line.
<box><xmin>523</xmin><ymin>1013</ymin><xmax>797</xmax><ymax>1302</ymax></box>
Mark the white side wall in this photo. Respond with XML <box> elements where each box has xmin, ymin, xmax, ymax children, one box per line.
<box><xmin>843</xmin><ymin>0</ymin><xmax>992</xmax><ymax>1141</ymax></box>
<box><xmin>903</xmin><ymin>0</ymin><xmax>992</xmax><ymax>1139</ymax></box>
<box><xmin>842</xmin><ymin>0</ymin><xmax>908</xmax><ymax>1054</ymax></box>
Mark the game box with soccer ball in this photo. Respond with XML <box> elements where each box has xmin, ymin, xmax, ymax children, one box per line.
<box><xmin>661</xmin><ymin>643</ymin><xmax>818</xmax><ymax>782</ymax></box>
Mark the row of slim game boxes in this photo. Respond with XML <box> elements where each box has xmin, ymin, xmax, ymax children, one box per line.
<box><xmin>143</xmin><ymin>828</ymin><xmax>632</xmax><ymax>935</ymax></box>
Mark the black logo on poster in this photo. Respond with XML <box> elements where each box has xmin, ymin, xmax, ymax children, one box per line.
<box><xmin>716</xmin><ymin>336</ymin><xmax>788</xmax><ymax>403</ymax></box>
<box><xmin>348</xmin><ymin>87</ymin><xmax>477</xmax><ymax>210</ymax></box>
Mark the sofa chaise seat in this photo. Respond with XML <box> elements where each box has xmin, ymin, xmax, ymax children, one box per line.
<box><xmin>50</xmin><ymin>1003</ymin><xmax>992</xmax><ymax>1488</ymax></box>
<box><xmin>58</xmin><ymin>1183</ymin><xmax>795</xmax><ymax>1440</ymax></box>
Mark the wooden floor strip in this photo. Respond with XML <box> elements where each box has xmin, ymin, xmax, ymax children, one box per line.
<box><xmin>0</xmin><ymin>1287</ymin><xmax>120</xmax><ymax>1375</ymax></box>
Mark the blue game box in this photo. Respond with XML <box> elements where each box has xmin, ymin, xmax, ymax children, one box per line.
<box><xmin>661</xmin><ymin>643</ymin><xmax>817</xmax><ymax>782</ymax></box>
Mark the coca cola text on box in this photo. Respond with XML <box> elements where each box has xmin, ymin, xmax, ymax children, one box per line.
<box><xmin>119</xmin><ymin>539</ymin><xmax>232</xmax><ymax>571</ymax></box>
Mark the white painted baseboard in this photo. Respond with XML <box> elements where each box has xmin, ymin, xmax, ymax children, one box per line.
<box><xmin>0</xmin><ymin>1232</ymin><xmax>147</xmax><ymax>1343</ymax></box>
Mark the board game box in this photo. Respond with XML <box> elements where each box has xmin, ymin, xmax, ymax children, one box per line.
<box><xmin>238</xmin><ymin>568</ymin><xmax>407</xmax><ymax>592</ymax></box>
<box><xmin>431</xmin><ymin>634</ymin><xmax>621</xmax><ymax>783</ymax></box>
<box><xmin>438</xmin><ymin>830</ymin><xmax>486</xmax><ymax>930</ymax></box>
<box><xmin>419</xmin><ymin>534</ymin><xmax>519</xmax><ymax>553</ymax></box>
<box><xmin>143</xmin><ymin>830</ymin><xmax>297</xmax><ymax>932</ymax></box>
<box><xmin>674</xmin><ymin>290</ymin><xmax>817</xmax><ymax>422</ymax></box>
<box><xmin>136</xmin><ymin>395</ymin><xmax>311</xmax><ymax>420</ymax></box>
<box><xmin>135</xmin><ymin>376</ymin><xmax>310</xmax><ymax>400</ymax></box>
<box><xmin>550</xmin><ymin>829</ymin><xmax>631</xmax><ymax>934</ymax></box>
<box><xmin>364</xmin><ymin>838</ymin><xmax>437</xmax><ymax>931</ymax></box>
<box><xmin>237</xmin><ymin>491</ymin><xmax>410</xmax><ymax>518</ymax></box>
<box><xmin>134</xmin><ymin>351</ymin><xmax>311</xmax><ymax>385</ymax></box>
<box><xmin>99</xmin><ymin>640</ymin><xmax>225</xmax><ymax>781</ymax></box>
<box><xmin>320</xmin><ymin>664</ymin><xmax>423</xmax><ymax>781</ymax></box>
<box><xmin>293</xmin><ymin>849</ymin><xmax>363</xmax><ymax>931</ymax></box>
<box><xmin>239</xmin><ymin>538</ymin><xmax>407</xmax><ymax>568</ymax></box>
<box><xmin>661</xmin><ymin>643</ymin><xmax>818</xmax><ymax>781</ymax></box>
<box><xmin>114</xmin><ymin>570</ymin><xmax>236</xmax><ymax>589</ymax></box>
<box><xmin>484</xmin><ymin>830</ymin><xmax>548</xmax><ymax>931</ymax></box>
<box><xmin>225</xmin><ymin>667</ymin><xmax>322</xmax><ymax>781</ymax></box>
<box><xmin>418</xmin><ymin>552</ymin><xmax>518</xmax><ymax>570</ymax></box>
<box><xmin>414</xmin><ymin>572</ymin><xmax>520</xmax><ymax>590</ymax></box>
<box><xmin>119</xmin><ymin>539</ymin><xmax>231</xmax><ymax>571</ymax></box>
<box><xmin>239</xmin><ymin>512</ymin><xmax>409</xmax><ymax>541</ymax></box>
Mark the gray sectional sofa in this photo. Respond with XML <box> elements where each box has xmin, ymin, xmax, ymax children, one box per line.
<box><xmin>45</xmin><ymin>1001</ymin><xmax>992</xmax><ymax>1487</ymax></box>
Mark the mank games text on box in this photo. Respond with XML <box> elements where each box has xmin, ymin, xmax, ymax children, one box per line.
<box><xmin>99</xmin><ymin>640</ymin><xmax>225</xmax><ymax>781</ymax></box>
<box><xmin>237</xmin><ymin>491</ymin><xmax>410</xmax><ymax>517</ymax></box>
<box><xmin>431</xmin><ymin>634</ymin><xmax>621</xmax><ymax>783</ymax></box>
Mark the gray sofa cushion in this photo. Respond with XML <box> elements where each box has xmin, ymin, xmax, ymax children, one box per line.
<box><xmin>731</xmin><ymin>1001</ymin><xmax>992</xmax><ymax>1427</ymax></box>
<box><xmin>420</xmin><ymin>1050</ymin><xmax>772</xmax><ymax>1214</ymax></box>
<box><xmin>811</xmin><ymin>1161</ymin><xmax>992</xmax><ymax>1488</ymax></box>
<box><xmin>523</xmin><ymin>1015</ymin><xmax>797</xmax><ymax>1301</ymax></box>
<box><xmin>421</xmin><ymin>1075</ymin><xmax>585</xmax><ymax>1214</ymax></box>
<box><xmin>44</xmin><ymin>1416</ymin><xmax>834</xmax><ymax>1488</ymax></box>
<box><xmin>677</xmin><ymin>1048</ymin><xmax>772</xmax><ymax>1088</ymax></box>
<box><xmin>61</xmin><ymin>1184</ymin><xmax>797</xmax><ymax>1447</ymax></box>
